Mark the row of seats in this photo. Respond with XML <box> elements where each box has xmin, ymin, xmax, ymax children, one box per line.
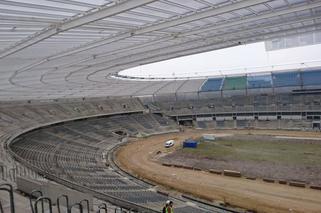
<box><xmin>0</xmin><ymin>98</ymin><xmax>145</xmax><ymax>187</ymax></box>
<box><xmin>0</xmin><ymin>98</ymin><xmax>144</xmax><ymax>134</ymax></box>
<box><xmin>153</xmin><ymin>93</ymin><xmax>321</xmax><ymax>115</ymax></box>
<box><xmin>0</xmin><ymin>98</ymin><xmax>219</xmax><ymax>213</ymax></box>
<box><xmin>196</xmin><ymin>120</ymin><xmax>312</xmax><ymax>129</ymax></box>
<box><xmin>201</xmin><ymin>69</ymin><xmax>321</xmax><ymax>91</ymax></box>
<box><xmin>10</xmin><ymin>113</ymin><xmax>176</xmax><ymax>207</ymax></box>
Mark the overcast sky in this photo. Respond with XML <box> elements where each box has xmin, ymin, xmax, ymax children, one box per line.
<box><xmin>120</xmin><ymin>42</ymin><xmax>321</xmax><ymax>78</ymax></box>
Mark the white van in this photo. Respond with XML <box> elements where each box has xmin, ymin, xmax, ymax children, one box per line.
<box><xmin>164</xmin><ymin>140</ymin><xmax>175</xmax><ymax>148</ymax></box>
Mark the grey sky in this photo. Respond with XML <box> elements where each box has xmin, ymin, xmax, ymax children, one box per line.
<box><xmin>120</xmin><ymin>42</ymin><xmax>321</xmax><ymax>78</ymax></box>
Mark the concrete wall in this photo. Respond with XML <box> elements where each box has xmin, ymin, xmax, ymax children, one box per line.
<box><xmin>258</xmin><ymin>115</ymin><xmax>278</xmax><ymax>120</ymax></box>
<box><xmin>196</xmin><ymin>117</ymin><xmax>213</xmax><ymax>121</ymax></box>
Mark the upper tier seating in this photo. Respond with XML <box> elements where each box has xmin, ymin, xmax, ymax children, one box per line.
<box><xmin>223</xmin><ymin>76</ymin><xmax>247</xmax><ymax>90</ymax></box>
<box><xmin>301</xmin><ymin>69</ymin><xmax>321</xmax><ymax>86</ymax></box>
<box><xmin>153</xmin><ymin>93</ymin><xmax>321</xmax><ymax>117</ymax></box>
<box><xmin>272</xmin><ymin>71</ymin><xmax>301</xmax><ymax>87</ymax></box>
<box><xmin>195</xmin><ymin>68</ymin><xmax>321</xmax><ymax>96</ymax></box>
<box><xmin>200</xmin><ymin>78</ymin><xmax>223</xmax><ymax>92</ymax></box>
<box><xmin>247</xmin><ymin>74</ymin><xmax>272</xmax><ymax>88</ymax></box>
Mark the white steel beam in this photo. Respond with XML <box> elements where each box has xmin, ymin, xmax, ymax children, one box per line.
<box><xmin>13</xmin><ymin>0</ymin><xmax>272</xmax><ymax>64</ymax></box>
<box><xmin>28</xmin><ymin>0</ymin><xmax>317</xmax><ymax>64</ymax></box>
<box><xmin>184</xmin><ymin>1</ymin><xmax>321</xmax><ymax>36</ymax></box>
<box><xmin>134</xmin><ymin>0</ymin><xmax>272</xmax><ymax>34</ymax></box>
<box><xmin>47</xmin><ymin>0</ymin><xmax>99</xmax><ymax>8</ymax></box>
<box><xmin>0</xmin><ymin>15</ymin><xmax>58</xmax><ymax>23</ymax></box>
<box><xmin>0</xmin><ymin>8</ymin><xmax>66</xmax><ymax>18</ymax></box>
<box><xmin>0</xmin><ymin>0</ymin><xmax>157</xmax><ymax>59</ymax></box>
<box><xmin>0</xmin><ymin>0</ymin><xmax>83</xmax><ymax>14</ymax></box>
<box><xmin>54</xmin><ymin>11</ymin><xmax>321</xmax><ymax>72</ymax></box>
<box><xmin>80</xmin><ymin>2</ymin><xmax>321</xmax><ymax>67</ymax></box>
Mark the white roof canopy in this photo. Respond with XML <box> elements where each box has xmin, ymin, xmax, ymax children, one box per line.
<box><xmin>0</xmin><ymin>0</ymin><xmax>320</xmax><ymax>100</ymax></box>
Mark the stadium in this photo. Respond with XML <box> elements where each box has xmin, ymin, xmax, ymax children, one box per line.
<box><xmin>1</xmin><ymin>0</ymin><xmax>321</xmax><ymax>213</ymax></box>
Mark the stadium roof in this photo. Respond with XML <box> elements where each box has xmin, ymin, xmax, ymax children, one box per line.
<box><xmin>0</xmin><ymin>0</ymin><xmax>320</xmax><ymax>100</ymax></box>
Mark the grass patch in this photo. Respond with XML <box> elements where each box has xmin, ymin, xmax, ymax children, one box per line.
<box><xmin>181</xmin><ymin>137</ymin><xmax>321</xmax><ymax>166</ymax></box>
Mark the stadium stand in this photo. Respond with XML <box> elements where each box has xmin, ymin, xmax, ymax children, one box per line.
<box><xmin>175</xmin><ymin>79</ymin><xmax>205</xmax><ymax>100</ymax></box>
<box><xmin>301</xmin><ymin>69</ymin><xmax>321</xmax><ymax>86</ymax></box>
<box><xmin>200</xmin><ymin>78</ymin><xmax>224</xmax><ymax>92</ymax></box>
<box><xmin>236</xmin><ymin>120</ymin><xmax>248</xmax><ymax>129</ymax></box>
<box><xmin>1</xmin><ymin>68</ymin><xmax>321</xmax><ymax>213</ymax></box>
<box><xmin>223</xmin><ymin>76</ymin><xmax>247</xmax><ymax>90</ymax></box>
<box><xmin>196</xmin><ymin>121</ymin><xmax>207</xmax><ymax>129</ymax></box>
<box><xmin>195</xmin><ymin>68</ymin><xmax>321</xmax><ymax>97</ymax></box>
<box><xmin>151</xmin><ymin>92</ymin><xmax>321</xmax><ymax>131</ymax></box>
<box><xmin>0</xmin><ymin>98</ymin><xmax>147</xmax><ymax>212</ymax></box>
<box><xmin>247</xmin><ymin>74</ymin><xmax>272</xmax><ymax>89</ymax></box>
<box><xmin>1</xmin><ymin>97</ymin><xmax>231</xmax><ymax>213</ymax></box>
<box><xmin>272</xmin><ymin>71</ymin><xmax>301</xmax><ymax>87</ymax></box>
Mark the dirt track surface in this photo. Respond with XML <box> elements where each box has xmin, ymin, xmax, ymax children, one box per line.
<box><xmin>115</xmin><ymin>129</ymin><xmax>321</xmax><ymax>213</ymax></box>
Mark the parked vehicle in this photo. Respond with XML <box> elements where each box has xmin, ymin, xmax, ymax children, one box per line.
<box><xmin>164</xmin><ymin>140</ymin><xmax>175</xmax><ymax>148</ymax></box>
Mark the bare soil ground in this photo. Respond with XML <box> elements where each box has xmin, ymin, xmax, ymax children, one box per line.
<box><xmin>115</xmin><ymin>129</ymin><xmax>321</xmax><ymax>213</ymax></box>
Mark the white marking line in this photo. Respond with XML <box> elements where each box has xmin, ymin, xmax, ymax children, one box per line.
<box><xmin>275</xmin><ymin>136</ymin><xmax>321</xmax><ymax>140</ymax></box>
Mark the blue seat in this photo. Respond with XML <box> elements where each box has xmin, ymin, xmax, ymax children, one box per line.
<box><xmin>301</xmin><ymin>70</ymin><xmax>321</xmax><ymax>86</ymax></box>
<box><xmin>247</xmin><ymin>74</ymin><xmax>272</xmax><ymax>88</ymax></box>
<box><xmin>272</xmin><ymin>71</ymin><xmax>301</xmax><ymax>87</ymax></box>
<box><xmin>201</xmin><ymin>78</ymin><xmax>223</xmax><ymax>91</ymax></box>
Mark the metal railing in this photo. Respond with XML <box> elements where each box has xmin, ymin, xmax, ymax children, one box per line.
<box><xmin>33</xmin><ymin>195</ymin><xmax>144</xmax><ymax>213</ymax></box>
<box><xmin>57</xmin><ymin>194</ymin><xmax>69</xmax><ymax>213</ymax></box>
<box><xmin>0</xmin><ymin>183</ymin><xmax>15</xmax><ymax>213</ymax></box>
<box><xmin>0</xmin><ymin>183</ymin><xmax>148</xmax><ymax>213</ymax></box>
<box><xmin>29</xmin><ymin>190</ymin><xmax>44</xmax><ymax>213</ymax></box>
<box><xmin>34</xmin><ymin>197</ymin><xmax>52</xmax><ymax>213</ymax></box>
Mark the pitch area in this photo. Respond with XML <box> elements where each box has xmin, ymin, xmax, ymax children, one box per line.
<box><xmin>162</xmin><ymin>134</ymin><xmax>321</xmax><ymax>185</ymax></box>
<box><xmin>115</xmin><ymin>129</ymin><xmax>321</xmax><ymax>213</ymax></box>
